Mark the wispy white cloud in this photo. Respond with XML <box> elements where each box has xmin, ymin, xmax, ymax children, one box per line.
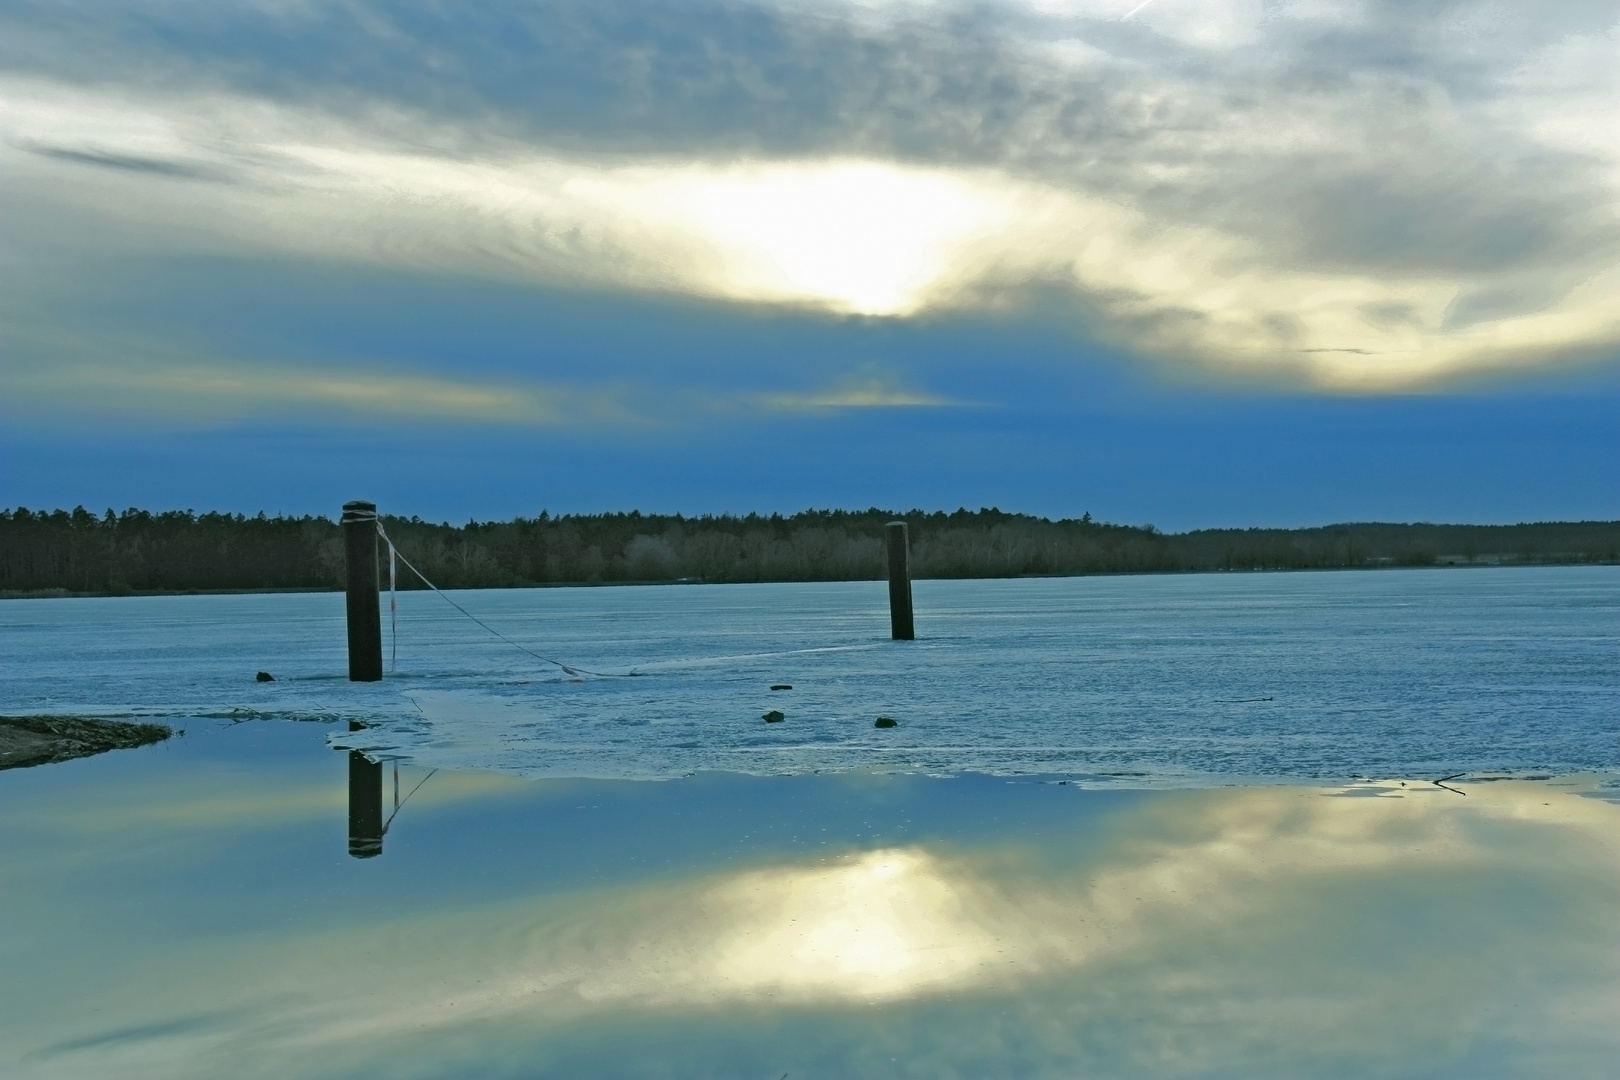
<box><xmin>0</xmin><ymin>328</ymin><xmax>618</xmax><ymax>426</ymax></box>
<box><xmin>759</xmin><ymin>376</ymin><xmax>961</xmax><ymax>410</ymax></box>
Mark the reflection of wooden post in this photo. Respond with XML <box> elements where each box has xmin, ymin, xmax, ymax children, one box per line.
<box><xmin>886</xmin><ymin>521</ymin><xmax>914</xmax><ymax>641</ymax></box>
<box><xmin>347</xmin><ymin>721</ymin><xmax>383</xmax><ymax>859</ymax></box>
<box><xmin>341</xmin><ymin>501</ymin><xmax>383</xmax><ymax>682</ymax></box>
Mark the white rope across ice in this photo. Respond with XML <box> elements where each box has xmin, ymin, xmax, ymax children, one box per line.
<box><xmin>375</xmin><ymin>522</ymin><xmax>640</xmax><ymax>678</ymax></box>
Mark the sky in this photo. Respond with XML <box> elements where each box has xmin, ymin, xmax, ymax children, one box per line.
<box><xmin>2</xmin><ymin>0</ymin><xmax>1618</xmax><ymax>530</ymax></box>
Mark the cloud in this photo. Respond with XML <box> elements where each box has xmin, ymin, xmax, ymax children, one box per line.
<box><xmin>0</xmin><ymin>329</ymin><xmax>615</xmax><ymax>427</ymax></box>
<box><xmin>760</xmin><ymin>376</ymin><xmax>960</xmax><ymax>409</ymax></box>
<box><xmin>3</xmin><ymin>1</ymin><xmax>1620</xmax><ymax>391</ymax></box>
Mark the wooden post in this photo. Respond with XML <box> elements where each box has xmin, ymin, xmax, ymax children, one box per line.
<box><xmin>341</xmin><ymin>500</ymin><xmax>383</xmax><ymax>682</ymax></box>
<box><xmin>886</xmin><ymin>521</ymin><xmax>915</xmax><ymax>641</ymax></box>
<box><xmin>347</xmin><ymin>722</ymin><xmax>383</xmax><ymax>859</ymax></box>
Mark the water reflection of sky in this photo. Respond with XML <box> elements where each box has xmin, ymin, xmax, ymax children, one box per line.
<box><xmin>4</xmin><ymin>721</ymin><xmax>1619</xmax><ymax>1079</ymax></box>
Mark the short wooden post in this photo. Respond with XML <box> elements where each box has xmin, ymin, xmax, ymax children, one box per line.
<box><xmin>341</xmin><ymin>500</ymin><xmax>383</xmax><ymax>682</ymax></box>
<box><xmin>347</xmin><ymin>722</ymin><xmax>383</xmax><ymax>858</ymax></box>
<box><xmin>886</xmin><ymin>521</ymin><xmax>915</xmax><ymax>640</ymax></box>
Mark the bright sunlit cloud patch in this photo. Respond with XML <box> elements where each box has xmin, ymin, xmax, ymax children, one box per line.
<box><xmin>569</xmin><ymin>161</ymin><xmax>1019</xmax><ymax>316</ymax></box>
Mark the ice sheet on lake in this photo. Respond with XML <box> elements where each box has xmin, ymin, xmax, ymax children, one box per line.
<box><xmin>3</xmin><ymin>568</ymin><xmax>1617</xmax><ymax>782</ymax></box>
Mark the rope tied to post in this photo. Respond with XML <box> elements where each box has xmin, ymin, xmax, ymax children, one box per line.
<box><xmin>374</xmin><ymin>520</ymin><xmax>638</xmax><ymax>679</ymax></box>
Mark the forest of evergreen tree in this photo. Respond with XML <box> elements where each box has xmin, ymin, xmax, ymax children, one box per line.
<box><xmin>3</xmin><ymin>506</ymin><xmax>1617</xmax><ymax>596</ymax></box>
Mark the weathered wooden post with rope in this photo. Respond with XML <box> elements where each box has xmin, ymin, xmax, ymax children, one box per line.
<box><xmin>347</xmin><ymin>720</ymin><xmax>384</xmax><ymax>858</ymax></box>
<box><xmin>341</xmin><ymin>500</ymin><xmax>384</xmax><ymax>682</ymax></box>
<box><xmin>886</xmin><ymin>520</ymin><xmax>915</xmax><ymax>640</ymax></box>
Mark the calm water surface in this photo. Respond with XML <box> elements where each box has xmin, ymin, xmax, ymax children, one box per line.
<box><xmin>3</xmin><ymin>721</ymin><xmax>1620</xmax><ymax>1079</ymax></box>
<box><xmin>3</xmin><ymin>566</ymin><xmax>1617</xmax><ymax>781</ymax></box>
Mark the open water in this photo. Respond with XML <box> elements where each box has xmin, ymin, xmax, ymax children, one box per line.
<box><xmin>4</xmin><ymin>566</ymin><xmax>1616</xmax><ymax>782</ymax></box>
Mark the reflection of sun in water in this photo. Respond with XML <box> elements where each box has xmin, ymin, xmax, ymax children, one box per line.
<box><xmin>102</xmin><ymin>782</ymin><xmax>1620</xmax><ymax>1077</ymax></box>
<box><xmin>701</xmin><ymin>848</ymin><xmax>1002</xmax><ymax>1000</ymax></box>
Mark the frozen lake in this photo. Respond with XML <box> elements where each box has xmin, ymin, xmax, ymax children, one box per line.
<box><xmin>3</xmin><ymin>566</ymin><xmax>1617</xmax><ymax>782</ymax></box>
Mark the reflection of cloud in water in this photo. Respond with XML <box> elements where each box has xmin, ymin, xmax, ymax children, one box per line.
<box><xmin>543</xmin><ymin>781</ymin><xmax>1620</xmax><ymax>1009</ymax></box>
<box><xmin>15</xmin><ymin>768</ymin><xmax>515</xmax><ymax>838</ymax></box>
<box><xmin>597</xmin><ymin>848</ymin><xmax>1003</xmax><ymax>1002</ymax></box>
<box><xmin>21</xmin><ymin>781</ymin><xmax>1620</xmax><ymax>1078</ymax></box>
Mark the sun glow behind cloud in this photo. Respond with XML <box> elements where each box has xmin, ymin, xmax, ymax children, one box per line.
<box><xmin>8</xmin><ymin>78</ymin><xmax>1620</xmax><ymax>396</ymax></box>
<box><xmin>4</xmin><ymin>0</ymin><xmax>1620</xmax><ymax>410</ymax></box>
<box><xmin>569</xmin><ymin>160</ymin><xmax>1021</xmax><ymax>316</ymax></box>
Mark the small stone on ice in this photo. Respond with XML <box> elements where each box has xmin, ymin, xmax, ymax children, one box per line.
<box><xmin>874</xmin><ymin>716</ymin><xmax>897</xmax><ymax>728</ymax></box>
<box><xmin>762</xmin><ymin>710</ymin><xmax>785</xmax><ymax>723</ymax></box>
<box><xmin>256</xmin><ymin>671</ymin><xmax>275</xmax><ymax>682</ymax></box>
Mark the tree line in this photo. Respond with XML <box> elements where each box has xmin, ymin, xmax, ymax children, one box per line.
<box><xmin>2</xmin><ymin>505</ymin><xmax>1617</xmax><ymax>596</ymax></box>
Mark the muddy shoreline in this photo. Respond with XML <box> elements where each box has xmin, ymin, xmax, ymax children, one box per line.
<box><xmin>0</xmin><ymin>716</ymin><xmax>171</xmax><ymax>770</ymax></box>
